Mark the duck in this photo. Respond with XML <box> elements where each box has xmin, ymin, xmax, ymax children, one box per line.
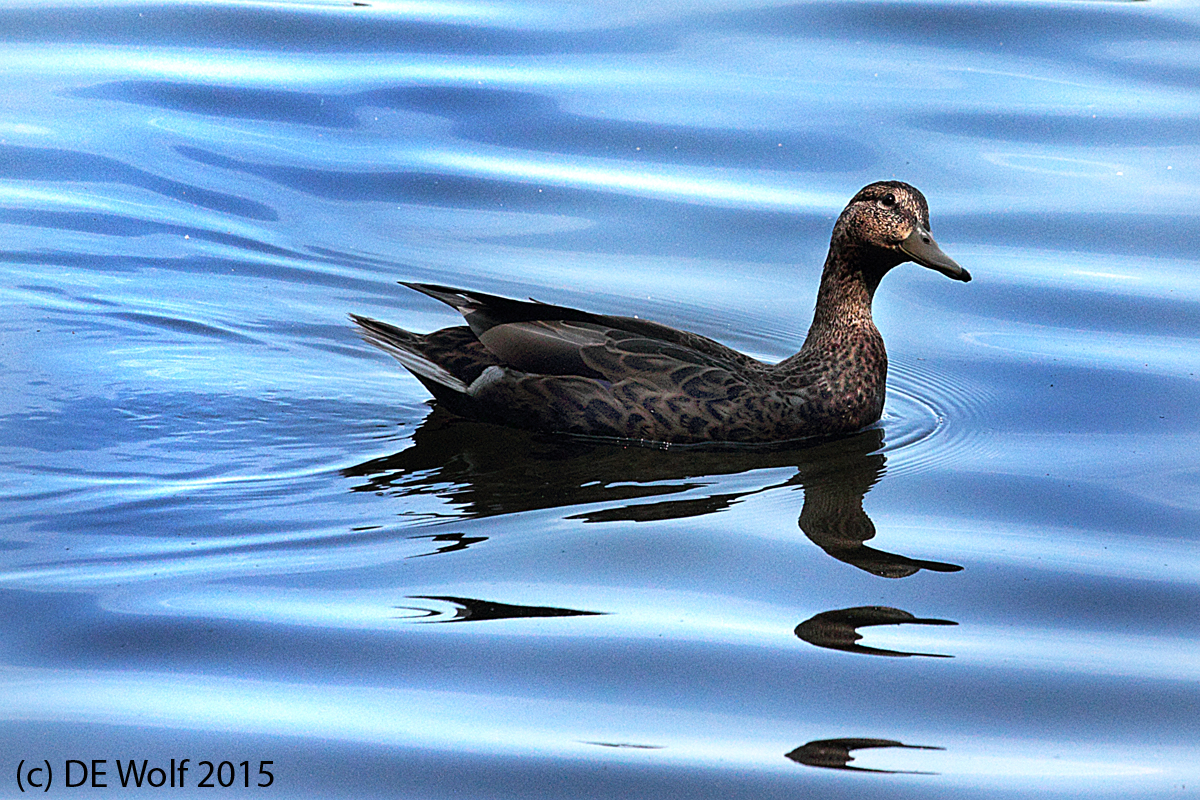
<box><xmin>351</xmin><ymin>181</ymin><xmax>970</xmax><ymax>445</ymax></box>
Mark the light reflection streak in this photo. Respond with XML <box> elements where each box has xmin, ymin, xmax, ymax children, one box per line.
<box><xmin>893</xmin><ymin>513</ymin><xmax>1200</xmax><ymax>591</ymax></box>
<box><xmin>958</xmin><ymin>246</ymin><xmax>1200</xmax><ymax>300</ymax></box>
<box><xmin>0</xmin><ymin>44</ymin><xmax>675</xmax><ymax>90</ymax></box>
<box><xmin>866</xmin><ymin>624</ymin><xmax>1200</xmax><ymax>684</ymax></box>
<box><xmin>964</xmin><ymin>327</ymin><xmax>1200</xmax><ymax>379</ymax></box>
<box><xmin>0</xmin><ymin>666</ymin><xmax>1179</xmax><ymax>786</ymax></box>
<box><xmin>407</xmin><ymin>147</ymin><xmax>845</xmax><ymax>210</ymax></box>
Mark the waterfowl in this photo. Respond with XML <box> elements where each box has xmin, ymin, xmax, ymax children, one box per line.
<box><xmin>352</xmin><ymin>181</ymin><xmax>969</xmax><ymax>444</ymax></box>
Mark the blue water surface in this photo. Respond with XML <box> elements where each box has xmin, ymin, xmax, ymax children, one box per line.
<box><xmin>3</xmin><ymin>0</ymin><xmax>1200</xmax><ymax>797</ymax></box>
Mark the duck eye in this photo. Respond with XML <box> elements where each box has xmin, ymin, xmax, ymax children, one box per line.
<box><xmin>879</xmin><ymin>192</ymin><xmax>897</xmax><ymax>208</ymax></box>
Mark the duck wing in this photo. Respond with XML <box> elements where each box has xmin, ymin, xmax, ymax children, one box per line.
<box><xmin>358</xmin><ymin>283</ymin><xmax>794</xmax><ymax>442</ymax></box>
<box><xmin>403</xmin><ymin>282</ymin><xmax>765</xmax><ymax>379</ymax></box>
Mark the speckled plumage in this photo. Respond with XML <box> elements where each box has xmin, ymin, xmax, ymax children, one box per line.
<box><xmin>352</xmin><ymin>181</ymin><xmax>970</xmax><ymax>444</ymax></box>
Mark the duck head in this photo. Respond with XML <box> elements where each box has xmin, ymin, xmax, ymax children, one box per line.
<box><xmin>836</xmin><ymin>181</ymin><xmax>971</xmax><ymax>284</ymax></box>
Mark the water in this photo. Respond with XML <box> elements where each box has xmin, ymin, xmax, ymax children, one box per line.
<box><xmin>3</xmin><ymin>0</ymin><xmax>1199</xmax><ymax>796</ymax></box>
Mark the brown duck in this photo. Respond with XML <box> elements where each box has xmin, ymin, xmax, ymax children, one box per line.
<box><xmin>352</xmin><ymin>181</ymin><xmax>970</xmax><ymax>445</ymax></box>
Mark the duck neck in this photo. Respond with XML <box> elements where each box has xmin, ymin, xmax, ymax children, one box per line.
<box><xmin>803</xmin><ymin>241</ymin><xmax>887</xmax><ymax>351</ymax></box>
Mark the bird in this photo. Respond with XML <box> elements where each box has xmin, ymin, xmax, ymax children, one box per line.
<box><xmin>351</xmin><ymin>181</ymin><xmax>970</xmax><ymax>445</ymax></box>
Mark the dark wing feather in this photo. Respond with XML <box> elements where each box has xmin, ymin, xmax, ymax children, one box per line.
<box><xmin>476</xmin><ymin>320</ymin><xmax>609</xmax><ymax>379</ymax></box>
<box><xmin>402</xmin><ymin>282</ymin><xmax>766</xmax><ymax>376</ymax></box>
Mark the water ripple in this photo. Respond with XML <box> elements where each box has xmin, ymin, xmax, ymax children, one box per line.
<box><xmin>880</xmin><ymin>357</ymin><xmax>994</xmax><ymax>476</ymax></box>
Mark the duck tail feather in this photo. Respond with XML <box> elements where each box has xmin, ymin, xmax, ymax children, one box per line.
<box><xmin>399</xmin><ymin>282</ymin><xmax>499</xmax><ymax>313</ymax></box>
<box><xmin>401</xmin><ymin>282</ymin><xmax>600</xmax><ymax>332</ymax></box>
<box><xmin>350</xmin><ymin>313</ymin><xmax>469</xmax><ymax>394</ymax></box>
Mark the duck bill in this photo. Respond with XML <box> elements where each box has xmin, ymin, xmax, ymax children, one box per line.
<box><xmin>899</xmin><ymin>226</ymin><xmax>971</xmax><ymax>282</ymax></box>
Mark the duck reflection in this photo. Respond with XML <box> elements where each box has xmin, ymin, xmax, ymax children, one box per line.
<box><xmin>406</xmin><ymin>531</ymin><xmax>488</xmax><ymax>558</ymax></box>
<box><xmin>794</xmin><ymin>606</ymin><xmax>956</xmax><ymax>658</ymax></box>
<box><xmin>344</xmin><ymin>409</ymin><xmax>961</xmax><ymax>577</ymax></box>
<box><xmin>395</xmin><ymin>595</ymin><xmax>605</xmax><ymax>623</ymax></box>
<box><xmin>786</xmin><ymin>737</ymin><xmax>944</xmax><ymax>774</ymax></box>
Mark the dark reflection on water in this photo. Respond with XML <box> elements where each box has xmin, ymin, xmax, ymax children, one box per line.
<box><xmin>77</xmin><ymin>81</ymin><xmax>875</xmax><ymax>172</ymax></box>
<box><xmin>0</xmin><ymin>144</ymin><xmax>276</xmax><ymax>220</ymax></box>
<box><xmin>397</xmin><ymin>595</ymin><xmax>606</xmax><ymax>623</ymax></box>
<box><xmin>176</xmin><ymin>142</ymin><xmax>606</xmax><ymax>213</ymax></box>
<box><xmin>405</xmin><ymin>530</ymin><xmax>490</xmax><ymax>558</ymax></box>
<box><xmin>795</xmin><ymin>607</ymin><xmax>956</xmax><ymax>659</ymax></box>
<box><xmin>375</xmin><ymin>86</ymin><xmax>874</xmax><ymax>172</ymax></box>
<box><xmin>787</xmin><ymin>738</ymin><xmax>944</xmax><ymax>775</ymax></box>
<box><xmin>173</xmin><ymin>139</ymin><xmax>832</xmax><ymax>261</ymax></box>
<box><xmin>73</xmin><ymin>81</ymin><xmax>363</xmax><ymax>128</ymax></box>
<box><xmin>950</xmin><ymin>211</ymin><xmax>1200</xmax><ymax>261</ymax></box>
<box><xmin>0</xmin><ymin>5</ymin><xmax>670</xmax><ymax>54</ymax></box>
<box><xmin>581</xmin><ymin>741</ymin><xmax>665</xmax><ymax>751</ymax></box>
<box><xmin>916</xmin><ymin>111</ymin><xmax>1200</xmax><ymax>148</ymax></box>
<box><xmin>795</xmin><ymin>451</ymin><xmax>963</xmax><ymax>579</ymax></box>
<box><xmin>345</xmin><ymin>410</ymin><xmax>963</xmax><ymax>577</ymax></box>
<box><xmin>717</xmin><ymin>2</ymin><xmax>1194</xmax><ymax>61</ymax></box>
